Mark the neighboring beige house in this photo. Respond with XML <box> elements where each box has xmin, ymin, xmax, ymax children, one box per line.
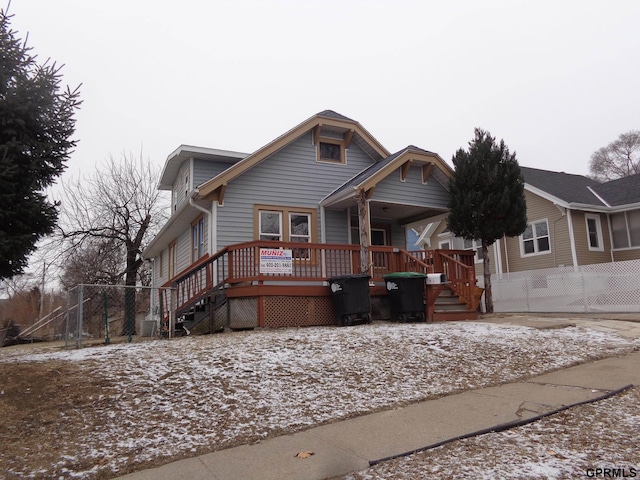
<box><xmin>417</xmin><ymin>167</ymin><xmax>640</xmax><ymax>276</ymax></box>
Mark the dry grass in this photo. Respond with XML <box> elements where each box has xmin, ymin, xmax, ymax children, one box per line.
<box><xmin>1</xmin><ymin>322</ymin><xmax>638</xmax><ymax>479</ymax></box>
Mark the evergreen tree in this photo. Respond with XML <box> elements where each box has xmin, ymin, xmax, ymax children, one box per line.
<box><xmin>0</xmin><ymin>8</ymin><xmax>81</xmax><ymax>279</ymax></box>
<box><xmin>447</xmin><ymin>128</ymin><xmax>527</xmax><ymax>313</ymax></box>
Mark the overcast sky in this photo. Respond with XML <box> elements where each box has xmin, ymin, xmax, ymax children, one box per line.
<box><xmin>9</xmin><ymin>0</ymin><xmax>640</xmax><ymax>182</ymax></box>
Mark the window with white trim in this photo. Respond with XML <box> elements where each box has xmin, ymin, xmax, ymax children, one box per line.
<box><xmin>463</xmin><ymin>238</ymin><xmax>484</xmax><ymax>263</ymax></box>
<box><xmin>521</xmin><ymin>219</ymin><xmax>550</xmax><ymax>256</ymax></box>
<box><xmin>259</xmin><ymin>211</ymin><xmax>283</xmax><ymax>241</ymax></box>
<box><xmin>191</xmin><ymin>216</ymin><xmax>205</xmax><ymax>262</ymax></box>
<box><xmin>168</xmin><ymin>242</ymin><xmax>177</xmax><ymax>278</ymax></box>
<box><xmin>585</xmin><ymin>214</ymin><xmax>604</xmax><ymax>251</ymax></box>
<box><xmin>290</xmin><ymin>212</ymin><xmax>311</xmax><ymax>259</ymax></box>
<box><xmin>611</xmin><ymin>210</ymin><xmax>640</xmax><ymax>249</ymax></box>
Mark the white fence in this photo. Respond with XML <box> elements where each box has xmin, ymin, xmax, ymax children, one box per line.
<box><xmin>485</xmin><ymin>259</ymin><xmax>640</xmax><ymax>313</ymax></box>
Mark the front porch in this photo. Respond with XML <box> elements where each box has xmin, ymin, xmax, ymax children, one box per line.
<box><xmin>158</xmin><ymin>241</ymin><xmax>480</xmax><ymax>335</ymax></box>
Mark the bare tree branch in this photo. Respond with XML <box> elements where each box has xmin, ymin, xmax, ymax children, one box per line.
<box><xmin>589</xmin><ymin>130</ymin><xmax>640</xmax><ymax>181</ymax></box>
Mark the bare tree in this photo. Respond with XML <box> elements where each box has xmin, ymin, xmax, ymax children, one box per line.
<box><xmin>589</xmin><ymin>130</ymin><xmax>640</xmax><ymax>181</ymax></box>
<box><xmin>56</xmin><ymin>153</ymin><xmax>168</xmax><ymax>335</ymax></box>
<box><xmin>59</xmin><ymin>238</ymin><xmax>124</xmax><ymax>289</ymax></box>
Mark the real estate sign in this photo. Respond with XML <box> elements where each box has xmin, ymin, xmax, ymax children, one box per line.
<box><xmin>259</xmin><ymin>248</ymin><xmax>293</xmax><ymax>274</ymax></box>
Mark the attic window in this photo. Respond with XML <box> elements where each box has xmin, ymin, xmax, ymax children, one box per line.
<box><xmin>317</xmin><ymin>139</ymin><xmax>345</xmax><ymax>164</ymax></box>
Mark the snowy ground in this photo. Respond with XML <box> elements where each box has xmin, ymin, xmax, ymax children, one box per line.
<box><xmin>1</xmin><ymin>321</ymin><xmax>639</xmax><ymax>479</ymax></box>
<box><xmin>339</xmin><ymin>386</ymin><xmax>640</xmax><ymax>480</ymax></box>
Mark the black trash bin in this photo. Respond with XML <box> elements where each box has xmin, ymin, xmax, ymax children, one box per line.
<box><xmin>384</xmin><ymin>272</ymin><xmax>427</xmax><ymax>322</ymax></box>
<box><xmin>327</xmin><ymin>274</ymin><xmax>372</xmax><ymax>326</ymax></box>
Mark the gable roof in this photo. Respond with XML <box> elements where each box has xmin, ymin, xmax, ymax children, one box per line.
<box><xmin>196</xmin><ymin>110</ymin><xmax>390</xmax><ymax>201</ymax></box>
<box><xmin>322</xmin><ymin>145</ymin><xmax>453</xmax><ymax>206</ymax></box>
<box><xmin>590</xmin><ymin>173</ymin><xmax>640</xmax><ymax>206</ymax></box>
<box><xmin>158</xmin><ymin>145</ymin><xmax>247</xmax><ymax>190</ymax></box>
<box><xmin>520</xmin><ymin>166</ymin><xmax>606</xmax><ymax>207</ymax></box>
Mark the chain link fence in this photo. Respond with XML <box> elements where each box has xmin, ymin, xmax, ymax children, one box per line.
<box><xmin>65</xmin><ymin>284</ymin><xmax>173</xmax><ymax>348</ymax></box>
<box><xmin>487</xmin><ymin>259</ymin><xmax>640</xmax><ymax>313</ymax></box>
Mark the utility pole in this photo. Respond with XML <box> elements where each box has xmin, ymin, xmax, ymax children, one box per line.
<box><xmin>39</xmin><ymin>261</ymin><xmax>46</xmax><ymax>319</ymax></box>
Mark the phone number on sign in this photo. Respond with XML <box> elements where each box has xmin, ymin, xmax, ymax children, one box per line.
<box><xmin>261</xmin><ymin>262</ymin><xmax>292</xmax><ymax>268</ymax></box>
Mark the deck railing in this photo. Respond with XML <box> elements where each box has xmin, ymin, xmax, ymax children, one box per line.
<box><xmin>417</xmin><ymin>249</ymin><xmax>478</xmax><ymax>309</ymax></box>
<box><xmin>158</xmin><ymin>242</ymin><xmax>477</xmax><ymax>332</ymax></box>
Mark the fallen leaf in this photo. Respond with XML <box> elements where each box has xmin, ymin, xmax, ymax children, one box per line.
<box><xmin>295</xmin><ymin>451</ymin><xmax>314</xmax><ymax>459</ymax></box>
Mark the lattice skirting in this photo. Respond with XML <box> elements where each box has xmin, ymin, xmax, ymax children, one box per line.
<box><xmin>228</xmin><ymin>297</ymin><xmax>258</xmax><ymax>329</ymax></box>
<box><xmin>225</xmin><ymin>294</ymin><xmax>392</xmax><ymax>329</ymax></box>
<box><xmin>371</xmin><ymin>295</ymin><xmax>391</xmax><ymax>321</ymax></box>
<box><xmin>264</xmin><ymin>296</ymin><xmax>336</xmax><ymax>328</ymax></box>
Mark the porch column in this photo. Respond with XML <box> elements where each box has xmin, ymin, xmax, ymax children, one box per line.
<box><xmin>355</xmin><ymin>188</ymin><xmax>371</xmax><ymax>275</ymax></box>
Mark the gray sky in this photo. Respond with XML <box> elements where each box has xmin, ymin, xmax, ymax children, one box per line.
<box><xmin>9</xmin><ymin>0</ymin><xmax>640</xmax><ymax>181</ymax></box>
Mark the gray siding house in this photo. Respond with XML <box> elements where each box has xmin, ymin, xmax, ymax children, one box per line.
<box><xmin>145</xmin><ymin>111</ymin><xmax>453</xmax><ymax>279</ymax></box>
<box><xmin>143</xmin><ymin>111</ymin><xmax>462</xmax><ymax>330</ymax></box>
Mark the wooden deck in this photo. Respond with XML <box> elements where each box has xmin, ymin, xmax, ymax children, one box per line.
<box><xmin>159</xmin><ymin>241</ymin><xmax>479</xmax><ymax>335</ymax></box>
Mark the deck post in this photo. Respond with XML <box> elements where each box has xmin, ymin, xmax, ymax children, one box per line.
<box><xmin>356</xmin><ymin>188</ymin><xmax>370</xmax><ymax>275</ymax></box>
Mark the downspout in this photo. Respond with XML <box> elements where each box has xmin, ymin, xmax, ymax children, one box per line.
<box><xmin>606</xmin><ymin>213</ymin><xmax>615</xmax><ymax>263</ymax></box>
<box><xmin>494</xmin><ymin>239</ymin><xmax>503</xmax><ymax>279</ymax></box>
<box><xmin>189</xmin><ymin>192</ymin><xmax>213</xmax><ymax>255</ymax></box>
<box><xmin>503</xmin><ymin>235</ymin><xmax>510</xmax><ymax>274</ymax></box>
<box><xmin>566</xmin><ymin>209</ymin><xmax>579</xmax><ymax>271</ymax></box>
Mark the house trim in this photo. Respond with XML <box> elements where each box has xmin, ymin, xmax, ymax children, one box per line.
<box><xmin>585</xmin><ymin>213</ymin><xmax>605</xmax><ymax>252</ymax></box>
<box><xmin>567</xmin><ymin>209</ymin><xmax>579</xmax><ymax>268</ymax></box>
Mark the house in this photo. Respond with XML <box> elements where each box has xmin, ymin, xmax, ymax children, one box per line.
<box><xmin>418</xmin><ymin>167</ymin><xmax>640</xmax><ymax>277</ymax></box>
<box><xmin>143</xmin><ymin>111</ymin><xmax>479</xmax><ymax>333</ymax></box>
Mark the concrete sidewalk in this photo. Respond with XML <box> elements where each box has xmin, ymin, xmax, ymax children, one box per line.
<box><xmin>117</xmin><ymin>317</ymin><xmax>640</xmax><ymax>480</ymax></box>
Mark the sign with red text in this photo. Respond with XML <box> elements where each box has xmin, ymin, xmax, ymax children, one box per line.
<box><xmin>259</xmin><ymin>248</ymin><xmax>293</xmax><ymax>274</ymax></box>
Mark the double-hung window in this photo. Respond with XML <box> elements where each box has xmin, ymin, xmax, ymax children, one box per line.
<box><xmin>259</xmin><ymin>211</ymin><xmax>283</xmax><ymax>241</ymax></box>
<box><xmin>191</xmin><ymin>216</ymin><xmax>205</xmax><ymax>262</ymax></box>
<box><xmin>463</xmin><ymin>238</ymin><xmax>484</xmax><ymax>263</ymax></box>
<box><xmin>521</xmin><ymin>219</ymin><xmax>550</xmax><ymax>256</ymax></box>
<box><xmin>611</xmin><ymin>210</ymin><xmax>640</xmax><ymax>249</ymax></box>
<box><xmin>585</xmin><ymin>214</ymin><xmax>604</xmax><ymax>251</ymax></box>
<box><xmin>256</xmin><ymin>206</ymin><xmax>316</xmax><ymax>259</ymax></box>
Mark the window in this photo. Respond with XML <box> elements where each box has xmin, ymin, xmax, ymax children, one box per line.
<box><xmin>259</xmin><ymin>211</ymin><xmax>282</xmax><ymax>241</ymax></box>
<box><xmin>611</xmin><ymin>210</ymin><xmax>640</xmax><ymax>249</ymax></box>
<box><xmin>371</xmin><ymin>228</ymin><xmax>387</xmax><ymax>246</ymax></box>
<box><xmin>255</xmin><ymin>205</ymin><xmax>317</xmax><ymax>258</ymax></box>
<box><xmin>168</xmin><ymin>242</ymin><xmax>177</xmax><ymax>279</ymax></box>
<box><xmin>290</xmin><ymin>213</ymin><xmax>311</xmax><ymax>258</ymax></box>
<box><xmin>521</xmin><ymin>219</ymin><xmax>550</xmax><ymax>256</ymax></box>
<box><xmin>317</xmin><ymin>139</ymin><xmax>346</xmax><ymax>164</ymax></box>
<box><xmin>350</xmin><ymin>222</ymin><xmax>390</xmax><ymax>246</ymax></box>
<box><xmin>191</xmin><ymin>216</ymin><xmax>205</xmax><ymax>262</ymax></box>
<box><xmin>585</xmin><ymin>214</ymin><xmax>604</xmax><ymax>251</ymax></box>
<box><xmin>630</xmin><ymin>210</ymin><xmax>640</xmax><ymax>247</ymax></box>
<box><xmin>463</xmin><ymin>238</ymin><xmax>484</xmax><ymax>263</ymax></box>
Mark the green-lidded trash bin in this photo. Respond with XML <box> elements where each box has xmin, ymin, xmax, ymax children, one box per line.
<box><xmin>327</xmin><ymin>274</ymin><xmax>372</xmax><ymax>326</ymax></box>
<box><xmin>384</xmin><ymin>272</ymin><xmax>427</xmax><ymax>322</ymax></box>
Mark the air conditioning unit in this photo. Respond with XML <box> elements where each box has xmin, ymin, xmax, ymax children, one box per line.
<box><xmin>426</xmin><ymin>273</ymin><xmax>447</xmax><ymax>285</ymax></box>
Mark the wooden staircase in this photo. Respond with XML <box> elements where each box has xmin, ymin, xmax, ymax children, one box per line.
<box><xmin>175</xmin><ymin>287</ymin><xmax>228</xmax><ymax>336</ymax></box>
<box><xmin>432</xmin><ymin>285</ymin><xmax>478</xmax><ymax>322</ymax></box>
